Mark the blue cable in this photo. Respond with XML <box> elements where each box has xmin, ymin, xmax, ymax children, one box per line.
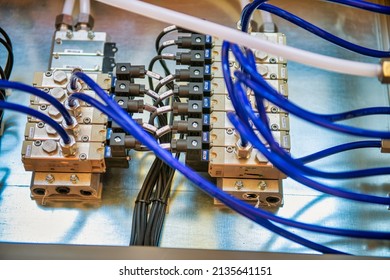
<box><xmin>241</xmin><ymin>1</ymin><xmax>390</xmax><ymax>57</ymax></box>
<box><xmin>70</xmin><ymin>93</ymin><xmax>347</xmax><ymax>255</ymax></box>
<box><xmin>0</xmin><ymin>100</ymin><xmax>70</xmax><ymax>143</ymax></box>
<box><xmin>298</xmin><ymin>140</ymin><xmax>382</xmax><ymax>163</ymax></box>
<box><xmin>258</xmin><ymin>3</ymin><xmax>390</xmax><ymax>58</ymax></box>
<box><xmin>221</xmin><ymin>42</ymin><xmax>249</xmax><ymax>147</ymax></box>
<box><xmin>231</xmin><ymin>79</ymin><xmax>390</xmax><ymax>204</ymax></box>
<box><xmin>0</xmin><ymin>80</ymin><xmax>74</xmax><ymax>125</ymax></box>
<box><xmin>325</xmin><ymin>0</ymin><xmax>390</xmax><ymax>15</ymax></box>
<box><xmin>70</xmin><ymin>74</ymin><xmax>390</xmax><ymax>241</ymax></box>
<box><xmin>234</xmin><ymin>71</ymin><xmax>390</xmax><ymax>180</ymax></box>
<box><xmin>230</xmin><ymin>43</ymin><xmax>390</xmax><ymax>139</ymax></box>
<box><xmin>222</xmin><ymin>42</ymin><xmax>390</xmax><ymax>203</ymax></box>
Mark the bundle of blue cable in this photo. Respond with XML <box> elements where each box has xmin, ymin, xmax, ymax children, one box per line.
<box><xmin>68</xmin><ymin>70</ymin><xmax>390</xmax><ymax>255</ymax></box>
<box><xmin>241</xmin><ymin>0</ymin><xmax>390</xmax><ymax>57</ymax></box>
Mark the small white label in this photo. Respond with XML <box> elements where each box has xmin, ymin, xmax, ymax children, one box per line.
<box><xmin>146</xmin><ymin>71</ymin><xmax>161</xmax><ymax>80</ymax></box>
<box><xmin>164</xmin><ymin>25</ymin><xmax>177</xmax><ymax>33</ymax></box>
<box><xmin>162</xmin><ymin>40</ymin><xmax>175</xmax><ymax>46</ymax></box>
<box><xmin>29</xmin><ymin>126</ymin><xmax>35</xmax><ymax>139</ymax></box>
<box><xmin>159</xmin><ymin>90</ymin><xmax>173</xmax><ymax>101</ymax></box>
<box><xmin>143</xmin><ymin>123</ymin><xmax>157</xmax><ymax>133</ymax></box>
<box><xmin>26</xmin><ymin>145</ymin><xmax>32</xmax><ymax>157</ymax></box>
<box><xmin>281</xmin><ymin>116</ymin><xmax>287</xmax><ymax>129</ymax></box>
<box><xmin>64</xmin><ymin>49</ymin><xmax>83</xmax><ymax>54</ymax></box>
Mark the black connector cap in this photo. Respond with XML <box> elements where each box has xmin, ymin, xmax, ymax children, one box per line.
<box><xmin>176</xmin><ymin>50</ymin><xmax>212</xmax><ymax>66</ymax></box>
<box><xmin>116</xmin><ymin>63</ymin><xmax>146</xmax><ymax>80</ymax></box>
<box><xmin>176</xmin><ymin>34</ymin><xmax>213</xmax><ymax>50</ymax></box>
<box><xmin>115</xmin><ymin>80</ymin><xmax>145</xmax><ymax>97</ymax></box>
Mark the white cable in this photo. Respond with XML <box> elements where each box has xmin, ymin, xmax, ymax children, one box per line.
<box><xmin>62</xmin><ymin>0</ymin><xmax>75</xmax><ymax>15</ymax></box>
<box><xmin>95</xmin><ymin>0</ymin><xmax>381</xmax><ymax>78</ymax></box>
<box><xmin>80</xmin><ymin>0</ymin><xmax>91</xmax><ymax>14</ymax></box>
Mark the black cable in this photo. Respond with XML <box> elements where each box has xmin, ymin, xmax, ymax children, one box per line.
<box><xmin>0</xmin><ymin>38</ymin><xmax>13</xmax><ymax>80</ymax></box>
<box><xmin>157</xmin><ymin>42</ymin><xmax>175</xmax><ymax>77</ymax></box>
<box><xmin>148</xmin><ymin>55</ymin><xmax>164</xmax><ymax>91</ymax></box>
<box><xmin>0</xmin><ymin>27</ymin><xmax>13</xmax><ymax>49</ymax></box>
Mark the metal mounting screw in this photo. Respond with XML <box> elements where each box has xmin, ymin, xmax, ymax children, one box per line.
<box><xmin>194</xmin><ymin>70</ymin><xmax>200</xmax><ymax>76</ymax></box>
<box><xmin>55</xmin><ymin>38</ymin><xmax>62</xmax><ymax>44</ymax></box>
<box><xmin>79</xmin><ymin>153</ymin><xmax>87</xmax><ymax>160</ymax></box>
<box><xmin>87</xmin><ymin>31</ymin><xmax>95</xmax><ymax>39</ymax></box>
<box><xmin>193</xmin><ymin>85</ymin><xmax>199</xmax><ymax>92</ymax></box>
<box><xmin>40</xmin><ymin>104</ymin><xmax>48</xmax><ymax>111</ymax></box>
<box><xmin>234</xmin><ymin>180</ymin><xmax>244</xmax><ymax>190</ymax></box>
<box><xmin>34</xmin><ymin>140</ymin><xmax>42</xmax><ymax>146</ymax></box>
<box><xmin>83</xmin><ymin>117</ymin><xmax>91</xmax><ymax>124</ymax></box>
<box><xmin>258</xmin><ymin>180</ymin><xmax>267</xmax><ymax>190</ymax></box>
<box><xmin>66</xmin><ymin>30</ymin><xmax>73</xmax><ymax>39</ymax></box>
<box><xmin>117</xmin><ymin>99</ymin><xmax>124</xmax><ymax>106</ymax></box>
<box><xmin>81</xmin><ymin>135</ymin><xmax>89</xmax><ymax>142</ymax></box>
<box><xmin>191</xmin><ymin>140</ymin><xmax>198</xmax><ymax>147</ymax></box>
<box><xmin>45</xmin><ymin>174</ymin><xmax>55</xmax><ymax>183</ymax></box>
<box><xmin>45</xmin><ymin>71</ymin><xmax>52</xmax><ymax>77</ymax></box>
<box><xmin>114</xmin><ymin>136</ymin><xmax>122</xmax><ymax>143</ymax></box>
<box><xmin>192</xmin><ymin>122</ymin><xmax>198</xmax><ymax>128</ymax></box>
<box><xmin>120</xmin><ymin>66</ymin><xmax>126</xmax><ymax>72</ymax></box>
<box><xmin>70</xmin><ymin>174</ymin><xmax>79</xmax><ymax>184</ymax></box>
<box><xmin>119</xmin><ymin>83</ymin><xmax>126</xmax><ymax>89</ymax></box>
<box><xmin>226</xmin><ymin>146</ymin><xmax>234</xmax><ymax>153</ymax></box>
<box><xmin>226</xmin><ymin>128</ymin><xmax>234</xmax><ymax>135</ymax></box>
<box><xmin>271</xmin><ymin>124</ymin><xmax>279</xmax><ymax>131</ymax></box>
<box><xmin>37</xmin><ymin>122</ymin><xmax>45</xmax><ymax>129</ymax></box>
<box><xmin>270</xmin><ymin>73</ymin><xmax>277</xmax><ymax>80</ymax></box>
<box><xmin>269</xmin><ymin>57</ymin><xmax>277</xmax><ymax>64</ymax></box>
<box><xmin>192</xmin><ymin>103</ymin><xmax>199</xmax><ymax>110</ymax></box>
<box><xmin>195</xmin><ymin>53</ymin><xmax>201</xmax><ymax>59</ymax></box>
<box><xmin>195</xmin><ymin>37</ymin><xmax>202</xmax><ymax>43</ymax></box>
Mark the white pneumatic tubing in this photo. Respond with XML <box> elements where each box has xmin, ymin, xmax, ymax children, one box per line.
<box><xmin>80</xmin><ymin>0</ymin><xmax>91</xmax><ymax>14</ymax></box>
<box><xmin>95</xmin><ymin>0</ymin><xmax>381</xmax><ymax>78</ymax></box>
<box><xmin>62</xmin><ymin>0</ymin><xmax>76</xmax><ymax>15</ymax></box>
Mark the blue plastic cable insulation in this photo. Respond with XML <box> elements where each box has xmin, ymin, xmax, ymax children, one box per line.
<box><xmin>257</xmin><ymin>3</ymin><xmax>390</xmax><ymax>58</ymax></box>
<box><xmin>0</xmin><ymin>80</ymin><xmax>74</xmax><ymax>125</ymax></box>
<box><xmin>235</xmin><ymin>71</ymin><xmax>390</xmax><ymax>180</ymax></box>
<box><xmin>221</xmin><ymin>43</ymin><xmax>249</xmax><ymax>147</ymax></box>
<box><xmin>241</xmin><ymin>1</ymin><xmax>390</xmax><ymax>57</ymax></box>
<box><xmin>225</xmin><ymin>47</ymin><xmax>390</xmax><ymax>181</ymax></box>
<box><xmin>298</xmin><ymin>140</ymin><xmax>382</xmax><ymax>164</ymax></box>
<box><xmin>325</xmin><ymin>0</ymin><xmax>390</xmax><ymax>14</ymax></box>
<box><xmin>69</xmin><ymin>94</ymin><xmax>348</xmax><ymax>254</ymax></box>
<box><xmin>231</xmin><ymin>80</ymin><xmax>390</xmax><ymax>204</ymax></box>
<box><xmin>224</xmin><ymin>43</ymin><xmax>390</xmax><ymax>203</ymax></box>
<box><xmin>230</xmin><ymin>44</ymin><xmax>390</xmax><ymax>139</ymax></box>
<box><xmin>69</xmin><ymin>75</ymin><xmax>390</xmax><ymax>240</ymax></box>
<box><xmin>0</xmin><ymin>100</ymin><xmax>70</xmax><ymax>143</ymax></box>
<box><xmin>241</xmin><ymin>0</ymin><xmax>267</xmax><ymax>32</ymax></box>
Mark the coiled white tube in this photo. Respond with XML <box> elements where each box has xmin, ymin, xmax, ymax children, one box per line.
<box><xmin>96</xmin><ymin>0</ymin><xmax>381</xmax><ymax>78</ymax></box>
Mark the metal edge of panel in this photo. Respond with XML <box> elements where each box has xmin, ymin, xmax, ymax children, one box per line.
<box><xmin>0</xmin><ymin>243</ymin><xmax>386</xmax><ymax>260</ymax></box>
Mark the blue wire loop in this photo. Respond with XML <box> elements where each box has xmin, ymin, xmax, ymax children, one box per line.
<box><xmin>241</xmin><ymin>1</ymin><xmax>390</xmax><ymax>57</ymax></box>
<box><xmin>325</xmin><ymin>0</ymin><xmax>390</xmax><ymax>15</ymax></box>
<box><xmin>0</xmin><ymin>100</ymin><xmax>70</xmax><ymax>144</ymax></box>
<box><xmin>259</xmin><ymin>3</ymin><xmax>390</xmax><ymax>58</ymax></box>
<box><xmin>230</xmin><ymin>44</ymin><xmax>390</xmax><ymax>139</ymax></box>
<box><xmin>298</xmin><ymin>140</ymin><xmax>382</xmax><ymax>164</ymax></box>
<box><xmin>0</xmin><ymin>80</ymin><xmax>74</xmax><ymax>126</ymax></box>
<box><xmin>70</xmin><ymin>72</ymin><xmax>390</xmax><ymax>254</ymax></box>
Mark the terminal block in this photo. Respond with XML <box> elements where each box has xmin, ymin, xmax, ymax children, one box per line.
<box><xmin>206</xmin><ymin>34</ymin><xmax>289</xmax><ymax>207</ymax></box>
<box><xmin>22</xmin><ymin>71</ymin><xmax>111</xmax><ymax>202</ymax></box>
<box><xmin>21</xmin><ymin>27</ymin><xmax>115</xmax><ymax>202</ymax></box>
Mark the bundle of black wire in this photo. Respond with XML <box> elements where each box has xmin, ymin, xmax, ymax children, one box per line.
<box><xmin>130</xmin><ymin>57</ymin><xmax>182</xmax><ymax>245</ymax></box>
<box><xmin>0</xmin><ymin>27</ymin><xmax>14</xmax><ymax>128</ymax></box>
